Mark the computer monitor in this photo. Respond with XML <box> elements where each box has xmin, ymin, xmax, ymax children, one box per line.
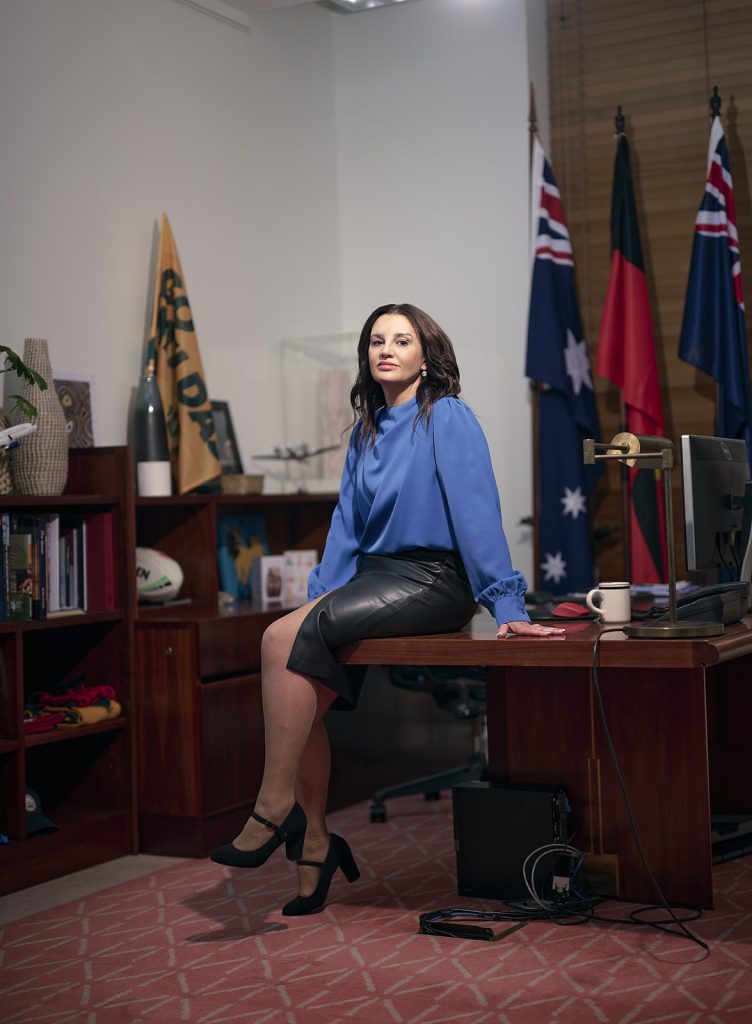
<box><xmin>681</xmin><ymin>434</ymin><xmax>751</xmax><ymax>577</ymax></box>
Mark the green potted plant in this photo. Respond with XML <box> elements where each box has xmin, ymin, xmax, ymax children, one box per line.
<box><xmin>1</xmin><ymin>344</ymin><xmax>47</xmax><ymax>419</ymax></box>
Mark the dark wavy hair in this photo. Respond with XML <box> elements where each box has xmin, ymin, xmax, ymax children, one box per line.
<box><xmin>350</xmin><ymin>303</ymin><xmax>461</xmax><ymax>445</ymax></box>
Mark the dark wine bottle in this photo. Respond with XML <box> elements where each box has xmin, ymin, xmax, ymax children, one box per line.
<box><xmin>133</xmin><ymin>359</ymin><xmax>171</xmax><ymax>496</ymax></box>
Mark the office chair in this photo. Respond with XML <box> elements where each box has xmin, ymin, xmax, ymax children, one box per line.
<box><xmin>369</xmin><ymin>665</ymin><xmax>487</xmax><ymax>823</ymax></box>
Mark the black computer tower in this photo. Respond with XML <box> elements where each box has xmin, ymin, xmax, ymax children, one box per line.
<box><xmin>452</xmin><ymin>781</ymin><xmax>570</xmax><ymax>900</ymax></box>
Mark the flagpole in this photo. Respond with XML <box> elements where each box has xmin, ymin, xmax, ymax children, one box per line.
<box><xmin>613</xmin><ymin>107</ymin><xmax>632</xmax><ymax>583</ymax></box>
<box><xmin>529</xmin><ymin>90</ymin><xmax>542</xmax><ymax>589</ymax></box>
<box><xmin>619</xmin><ymin>393</ymin><xmax>631</xmax><ymax>580</ymax></box>
<box><xmin>710</xmin><ymin>87</ymin><xmax>723</xmax><ymax>436</ymax></box>
<box><xmin>710</xmin><ymin>84</ymin><xmax>721</xmax><ymax>120</ymax></box>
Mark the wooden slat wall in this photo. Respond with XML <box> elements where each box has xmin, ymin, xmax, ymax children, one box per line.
<box><xmin>547</xmin><ymin>0</ymin><xmax>752</xmax><ymax>581</ymax></box>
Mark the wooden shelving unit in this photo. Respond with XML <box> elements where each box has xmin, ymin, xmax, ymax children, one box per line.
<box><xmin>0</xmin><ymin>447</ymin><xmax>136</xmax><ymax>896</ymax></box>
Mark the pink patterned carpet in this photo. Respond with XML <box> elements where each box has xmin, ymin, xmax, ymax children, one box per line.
<box><xmin>2</xmin><ymin>795</ymin><xmax>752</xmax><ymax>1024</ymax></box>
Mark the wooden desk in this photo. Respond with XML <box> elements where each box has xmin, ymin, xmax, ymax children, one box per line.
<box><xmin>338</xmin><ymin>614</ymin><xmax>752</xmax><ymax>908</ymax></box>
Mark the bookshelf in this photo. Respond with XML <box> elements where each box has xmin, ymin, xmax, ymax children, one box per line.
<box><xmin>0</xmin><ymin>448</ymin><xmax>136</xmax><ymax>895</ymax></box>
<box><xmin>133</xmin><ymin>492</ymin><xmax>337</xmax><ymax>856</ymax></box>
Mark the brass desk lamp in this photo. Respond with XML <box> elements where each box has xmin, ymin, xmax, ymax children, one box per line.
<box><xmin>583</xmin><ymin>433</ymin><xmax>724</xmax><ymax>639</ymax></box>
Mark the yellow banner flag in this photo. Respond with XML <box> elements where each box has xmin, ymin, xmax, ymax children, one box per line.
<box><xmin>146</xmin><ymin>214</ymin><xmax>221</xmax><ymax>494</ymax></box>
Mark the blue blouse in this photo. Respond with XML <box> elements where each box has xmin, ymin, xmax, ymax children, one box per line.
<box><xmin>307</xmin><ymin>395</ymin><xmax>530</xmax><ymax>625</ymax></box>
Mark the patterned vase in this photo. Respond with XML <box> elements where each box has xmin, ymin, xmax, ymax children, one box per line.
<box><xmin>10</xmin><ymin>338</ymin><xmax>69</xmax><ymax>496</ymax></box>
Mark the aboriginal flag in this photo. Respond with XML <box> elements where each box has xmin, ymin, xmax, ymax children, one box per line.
<box><xmin>596</xmin><ymin>133</ymin><xmax>666</xmax><ymax>584</ymax></box>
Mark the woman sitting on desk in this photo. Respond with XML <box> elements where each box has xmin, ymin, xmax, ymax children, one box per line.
<box><xmin>211</xmin><ymin>303</ymin><xmax>564</xmax><ymax>913</ymax></box>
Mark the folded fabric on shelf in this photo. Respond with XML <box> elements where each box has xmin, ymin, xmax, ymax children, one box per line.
<box><xmin>32</xmin><ymin>683</ymin><xmax>117</xmax><ymax>708</ymax></box>
<box><xmin>47</xmin><ymin>700</ymin><xmax>122</xmax><ymax>728</ymax></box>
<box><xmin>23</xmin><ymin>709</ymin><xmax>66</xmax><ymax>733</ymax></box>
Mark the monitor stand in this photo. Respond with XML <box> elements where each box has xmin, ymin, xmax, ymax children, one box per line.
<box><xmin>623</xmin><ymin>620</ymin><xmax>723</xmax><ymax>639</ymax></box>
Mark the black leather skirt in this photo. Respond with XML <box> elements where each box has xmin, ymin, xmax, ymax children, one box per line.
<box><xmin>286</xmin><ymin>549</ymin><xmax>477</xmax><ymax>710</ymax></box>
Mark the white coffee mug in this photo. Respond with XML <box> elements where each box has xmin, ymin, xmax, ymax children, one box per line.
<box><xmin>585</xmin><ymin>582</ymin><xmax>631</xmax><ymax>623</ymax></box>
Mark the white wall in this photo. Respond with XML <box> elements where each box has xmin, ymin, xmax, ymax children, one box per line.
<box><xmin>0</xmin><ymin>0</ymin><xmax>548</xmax><ymax>577</ymax></box>
<box><xmin>0</xmin><ymin>0</ymin><xmax>341</xmax><ymax>465</ymax></box>
<box><xmin>333</xmin><ymin>0</ymin><xmax>548</xmax><ymax>577</ymax></box>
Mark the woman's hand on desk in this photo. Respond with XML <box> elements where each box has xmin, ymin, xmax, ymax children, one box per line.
<box><xmin>496</xmin><ymin>620</ymin><xmax>566</xmax><ymax>639</ymax></box>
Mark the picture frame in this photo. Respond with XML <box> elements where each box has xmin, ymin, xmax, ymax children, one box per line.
<box><xmin>211</xmin><ymin>400</ymin><xmax>242</xmax><ymax>474</ymax></box>
<box><xmin>53</xmin><ymin>374</ymin><xmax>98</xmax><ymax>448</ymax></box>
<box><xmin>217</xmin><ymin>513</ymin><xmax>268</xmax><ymax>600</ymax></box>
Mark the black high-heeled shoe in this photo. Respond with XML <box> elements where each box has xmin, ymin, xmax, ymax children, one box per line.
<box><xmin>210</xmin><ymin>803</ymin><xmax>307</xmax><ymax>868</ymax></box>
<box><xmin>281</xmin><ymin>833</ymin><xmax>360</xmax><ymax>916</ymax></box>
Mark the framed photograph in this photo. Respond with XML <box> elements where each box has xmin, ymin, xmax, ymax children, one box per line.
<box><xmin>53</xmin><ymin>374</ymin><xmax>97</xmax><ymax>448</ymax></box>
<box><xmin>211</xmin><ymin>400</ymin><xmax>242</xmax><ymax>474</ymax></box>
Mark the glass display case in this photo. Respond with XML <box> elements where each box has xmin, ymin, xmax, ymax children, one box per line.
<box><xmin>278</xmin><ymin>333</ymin><xmax>357</xmax><ymax>493</ymax></box>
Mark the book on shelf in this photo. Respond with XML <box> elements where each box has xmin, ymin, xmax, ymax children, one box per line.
<box><xmin>57</xmin><ymin>527</ymin><xmax>69</xmax><ymax>610</ymax></box>
<box><xmin>59</xmin><ymin>516</ymin><xmax>85</xmax><ymax>612</ymax></box>
<box><xmin>7</xmin><ymin>522</ymin><xmax>32</xmax><ymax>621</ymax></box>
<box><xmin>3</xmin><ymin>514</ymin><xmax>48</xmax><ymax>620</ymax></box>
<box><xmin>0</xmin><ymin>513</ymin><xmax>9</xmax><ymax>620</ymax></box>
<box><xmin>45</xmin><ymin>514</ymin><xmax>60</xmax><ymax>613</ymax></box>
<box><xmin>45</xmin><ymin>607</ymin><xmax>87</xmax><ymax>618</ymax></box>
<box><xmin>59</xmin><ymin>512</ymin><xmax>118</xmax><ymax>613</ymax></box>
<box><xmin>11</xmin><ymin>515</ymin><xmax>47</xmax><ymax>620</ymax></box>
<box><xmin>0</xmin><ymin>508</ymin><xmax>119</xmax><ymax>621</ymax></box>
<box><xmin>36</xmin><ymin>515</ymin><xmax>47</xmax><ymax>619</ymax></box>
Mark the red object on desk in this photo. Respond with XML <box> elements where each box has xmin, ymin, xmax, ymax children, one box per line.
<box><xmin>551</xmin><ymin>601</ymin><xmax>591</xmax><ymax>617</ymax></box>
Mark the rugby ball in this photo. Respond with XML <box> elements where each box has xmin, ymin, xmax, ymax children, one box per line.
<box><xmin>136</xmin><ymin>547</ymin><xmax>184</xmax><ymax>603</ymax></box>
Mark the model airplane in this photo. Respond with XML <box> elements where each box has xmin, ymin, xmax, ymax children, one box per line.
<box><xmin>0</xmin><ymin>423</ymin><xmax>37</xmax><ymax>449</ymax></box>
<box><xmin>252</xmin><ymin>443</ymin><xmax>339</xmax><ymax>462</ymax></box>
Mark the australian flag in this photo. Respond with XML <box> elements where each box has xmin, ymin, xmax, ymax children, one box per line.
<box><xmin>679</xmin><ymin>116</ymin><xmax>752</xmax><ymax>470</ymax></box>
<box><xmin>525</xmin><ymin>136</ymin><xmax>602</xmax><ymax>594</ymax></box>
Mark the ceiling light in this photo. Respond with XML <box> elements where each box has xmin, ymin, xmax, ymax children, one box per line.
<box><xmin>325</xmin><ymin>0</ymin><xmax>418</xmax><ymax>11</ymax></box>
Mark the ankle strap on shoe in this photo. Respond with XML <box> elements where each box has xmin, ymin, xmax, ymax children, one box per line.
<box><xmin>250</xmin><ymin>809</ymin><xmax>285</xmax><ymax>836</ymax></box>
<box><xmin>296</xmin><ymin>858</ymin><xmax>324</xmax><ymax>868</ymax></box>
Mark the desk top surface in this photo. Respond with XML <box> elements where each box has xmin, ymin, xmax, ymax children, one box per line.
<box><xmin>337</xmin><ymin>613</ymin><xmax>752</xmax><ymax>669</ymax></box>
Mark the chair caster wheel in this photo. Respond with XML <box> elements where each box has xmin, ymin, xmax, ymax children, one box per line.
<box><xmin>424</xmin><ymin>791</ymin><xmax>441</xmax><ymax>802</ymax></box>
<box><xmin>370</xmin><ymin>803</ymin><xmax>387</xmax><ymax>823</ymax></box>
